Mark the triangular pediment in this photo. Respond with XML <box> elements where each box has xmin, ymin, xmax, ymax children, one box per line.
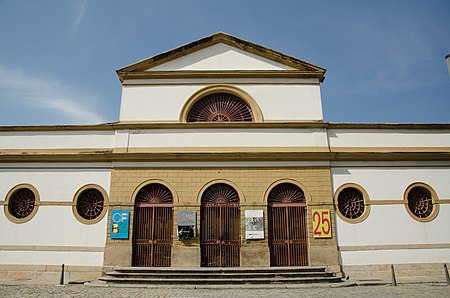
<box><xmin>146</xmin><ymin>43</ymin><xmax>297</xmax><ymax>71</ymax></box>
<box><xmin>117</xmin><ymin>32</ymin><xmax>326</xmax><ymax>82</ymax></box>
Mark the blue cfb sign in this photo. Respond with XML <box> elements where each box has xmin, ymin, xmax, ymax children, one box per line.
<box><xmin>110</xmin><ymin>210</ymin><xmax>130</xmax><ymax>239</ymax></box>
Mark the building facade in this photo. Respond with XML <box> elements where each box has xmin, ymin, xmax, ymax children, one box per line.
<box><xmin>1</xmin><ymin>33</ymin><xmax>449</xmax><ymax>282</ymax></box>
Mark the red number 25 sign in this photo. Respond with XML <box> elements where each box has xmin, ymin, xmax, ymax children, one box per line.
<box><xmin>312</xmin><ymin>209</ymin><xmax>332</xmax><ymax>238</ymax></box>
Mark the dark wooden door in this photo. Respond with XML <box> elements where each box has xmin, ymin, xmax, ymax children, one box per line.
<box><xmin>268</xmin><ymin>183</ymin><xmax>308</xmax><ymax>266</ymax></box>
<box><xmin>201</xmin><ymin>183</ymin><xmax>240</xmax><ymax>267</ymax></box>
<box><xmin>132</xmin><ymin>184</ymin><xmax>173</xmax><ymax>267</ymax></box>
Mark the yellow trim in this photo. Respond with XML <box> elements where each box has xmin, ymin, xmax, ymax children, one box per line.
<box><xmin>334</xmin><ymin>183</ymin><xmax>371</xmax><ymax>224</ymax></box>
<box><xmin>331</xmin><ymin>147</ymin><xmax>450</xmax><ymax>153</ymax></box>
<box><xmin>197</xmin><ymin>179</ymin><xmax>246</xmax><ymax>204</ymax></box>
<box><xmin>263</xmin><ymin>178</ymin><xmax>311</xmax><ymax>203</ymax></box>
<box><xmin>4</xmin><ymin>184</ymin><xmax>40</xmax><ymax>224</ymax></box>
<box><xmin>3</xmin><ymin>146</ymin><xmax>450</xmax><ymax>156</ymax></box>
<box><xmin>119</xmin><ymin>71</ymin><xmax>324</xmax><ymax>82</ymax></box>
<box><xmin>1</xmin><ymin>151</ymin><xmax>450</xmax><ymax>163</ymax></box>
<box><xmin>72</xmin><ymin>184</ymin><xmax>109</xmax><ymax>225</ymax></box>
<box><xmin>403</xmin><ymin>182</ymin><xmax>439</xmax><ymax>222</ymax></box>
<box><xmin>130</xmin><ymin>179</ymin><xmax>178</xmax><ymax>204</ymax></box>
<box><xmin>124</xmin><ymin>147</ymin><xmax>329</xmax><ymax>153</ymax></box>
<box><xmin>40</xmin><ymin>201</ymin><xmax>73</xmax><ymax>206</ymax></box>
<box><xmin>122</xmin><ymin>81</ymin><xmax>321</xmax><ymax>86</ymax></box>
<box><xmin>179</xmin><ymin>85</ymin><xmax>264</xmax><ymax>122</ymax></box>
<box><xmin>367</xmin><ymin>200</ymin><xmax>404</xmax><ymax>205</ymax></box>
<box><xmin>1</xmin><ymin>122</ymin><xmax>449</xmax><ymax>132</ymax></box>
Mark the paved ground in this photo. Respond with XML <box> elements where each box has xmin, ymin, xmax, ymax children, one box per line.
<box><xmin>0</xmin><ymin>283</ymin><xmax>449</xmax><ymax>298</ymax></box>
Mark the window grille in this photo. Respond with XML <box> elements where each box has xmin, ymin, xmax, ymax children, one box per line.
<box><xmin>9</xmin><ymin>188</ymin><xmax>35</xmax><ymax>219</ymax></box>
<box><xmin>187</xmin><ymin>93</ymin><xmax>254</xmax><ymax>122</ymax></box>
<box><xmin>76</xmin><ymin>189</ymin><xmax>104</xmax><ymax>220</ymax></box>
<box><xmin>337</xmin><ymin>187</ymin><xmax>365</xmax><ymax>220</ymax></box>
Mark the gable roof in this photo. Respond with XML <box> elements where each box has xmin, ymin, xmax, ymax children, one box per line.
<box><xmin>117</xmin><ymin>32</ymin><xmax>326</xmax><ymax>82</ymax></box>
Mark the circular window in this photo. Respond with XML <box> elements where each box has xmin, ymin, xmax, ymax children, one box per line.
<box><xmin>334</xmin><ymin>184</ymin><xmax>370</xmax><ymax>223</ymax></box>
<box><xmin>404</xmin><ymin>183</ymin><xmax>439</xmax><ymax>222</ymax></box>
<box><xmin>187</xmin><ymin>93</ymin><xmax>254</xmax><ymax>122</ymax></box>
<box><xmin>4</xmin><ymin>184</ymin><xmax>40</xmax><ymax>224</ymax></box>
<box><xmin>73</xmin><ymin>185</ymin><xmax>108</xmax><ymax>224</ymax></box>
<box><xmin>9</xmin><ymin>188</ymin><xmax>35</xmax><ymax>219</ymax></box>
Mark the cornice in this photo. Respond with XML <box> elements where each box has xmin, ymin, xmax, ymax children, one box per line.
<box><xmin>1</xmin><ymin>149</ymin><xmax>450</xmax><ymax>163</ymax></box>
<box><xmin>117</xmin><ymin>70</ymin><xmax>325</xmax><ymax>83</ymax></box>
<box><xmin>1</xmin><ymin>122</ymin><xmax>450</xmax><ymax>132</ymax></box>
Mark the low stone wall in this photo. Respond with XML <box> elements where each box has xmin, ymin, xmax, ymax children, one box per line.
<box><xmin>0</xmin><ymin>265</ymin><xmax>103</xmax><ymax>284</ymax></box>
<box><xmin>343</xmin><ymin>263</ymin><xmax>450</xmax><ymax>283</ymax></box>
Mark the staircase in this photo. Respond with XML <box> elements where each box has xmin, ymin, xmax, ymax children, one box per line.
<box><xmin>99</xmin><ymin>266</ymin><xmax>343</xmax><ymax>285</ymax></box>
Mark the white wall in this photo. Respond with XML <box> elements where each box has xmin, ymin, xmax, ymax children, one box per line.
<box><xmin>329</xmin><ymin>129</ymin><xmax>450</xmax><ymax>148</ymax></box>
<box><xmin>0</xmin><ymin>168</ymin><xmax>110</xmax><ymax>266</ymax></box>
<box><xmin>114</xmin><ymin>128</ymin><xmax>329</xmax><ymax>150</ymax></box>
<box><xmin>332</xmin><ymin>166</ymin><xmax>450</xmax><ymax>265</ymax></box>
<box><xmin>119</xmin><ymin>84</ymin><xmax>324</xmax><ymax>122</ymax></box>
<box><xmin>0</xmin><ymin>131</ymin><xmax>114</xmax><ymax>150</ymax></box>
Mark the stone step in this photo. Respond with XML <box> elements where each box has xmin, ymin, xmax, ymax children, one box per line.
<box><xmin>99</xmin><ymin>276</ymin><xmax>343</xmax><ymax>285</ymax></box>
<box><xmin>105</xmin><ymin>271</ymin><xmax>336</xmax><ymax>279</ymax></box>
<box><xmin>99</xmin><ymin>266</ymin><xmax>343</xmax><ymax>285</ymax></box>
<box><xmin>112</xmin><ymin>266</ymin><xmax>328</xmax><ymax>274</ymax></box>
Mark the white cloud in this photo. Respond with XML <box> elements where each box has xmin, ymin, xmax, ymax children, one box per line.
<box><xmin>70</xmin><ymin>0</ymin><xmax>87</xmax><ymax>37</ymax></box>
<box><xmin>0</xmin><ymin>64</ymin><xmax>106</xmax><ymax>124</ymax></box>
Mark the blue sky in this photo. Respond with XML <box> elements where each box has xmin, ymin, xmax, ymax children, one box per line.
<box><xmin>0</xmin><ymin>0</ymin><xmax>448</xmax><ymax>125</ymax></box>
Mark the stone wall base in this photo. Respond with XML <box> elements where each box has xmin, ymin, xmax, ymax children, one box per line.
<box><xmin>342</xmin><ymin>263</ymin><xmax>450</xmax><ymax>283</ymax></box>
<box><xmin>0</xmin><ymin>264</ymin><xmax>103</xmax><ymax>284</ymax></box>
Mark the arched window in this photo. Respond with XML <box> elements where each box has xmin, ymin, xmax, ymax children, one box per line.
<box><xmin>187</xmin><ymin>93</ymin><xmax>254</xmax><ymax>122</ymax></box>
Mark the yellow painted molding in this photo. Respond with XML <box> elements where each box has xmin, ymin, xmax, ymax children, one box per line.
<box><xmin>1</xmin><ymin>150</ymin><xmax>450</xmax><ymax>163</ymax></box>
<box><xmin>39</xmin><ymin>201</ymin><xmax>73</xmax><ymax>206</ymax></box>
<box><xmin>1</xmin><ymin>122</ymin><xmax>449</xmax><ymax>132</ymax></box>
<box><xmin>125</xmin><ymin>146</ymin><xmax>330</xmax><ymax>153</ymax></box>
<box><xmin>331</xmin><ymin>147</ymin><xmax>450</xmax><ymax>153</ymax></box>
<box><xmin>119</xmin><ymin>70</ymin><xmax>325</xmax><ymax>82</ymax></box>
<box><xmin>122</xmin><ymin>81</ymin><xmax>321</xmax><ymax>86</ymax></box>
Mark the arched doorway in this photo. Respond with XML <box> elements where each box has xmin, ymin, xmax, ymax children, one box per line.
<box><xmin>268</xmin><ymin>183</ymin><xmax>308</xmax><ymax>266</ymax></box>
<box><xmin>132</xmin><ymin>183</ymin><xmax>173</xmax><ymax>267</ymax></box>
<box><xmin>200</xmin><ymin>183</ymin><xmax>240</xmax><ymax>267</ymax></box>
